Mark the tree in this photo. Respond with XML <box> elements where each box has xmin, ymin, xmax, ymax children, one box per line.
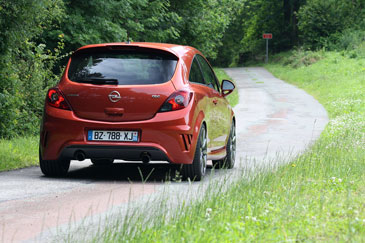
<box><xmin>215</xmin><ymin>0</ymin><xmax>306</xmax><ymax>66</ymax></box>
<box><xmin>54</xmin><ymin>0</ymin><xmax>179</xmax><ymax>54</ymax></box>
<box><xmin>168</xmin><ymin>0</ymin><xmax>236</xmax><ymax>59</ymax></box>
<box><xmin>297</xmin><ymin>0</ymin><xmax>365</xmax><ymax>49</ymax></box>
<box><xmin>0</xmin><ymin>0</ymin><xmax>64</xmax><ymax>138</ymax></box>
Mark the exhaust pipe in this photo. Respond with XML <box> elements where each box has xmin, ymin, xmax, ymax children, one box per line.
<box><xmin>74</xmin><ymin>150</ymin><xmax>86</xmax><ymax>161</ymax></box>
<box><xmin>141</xmin><ymin>152</ymin><xmax>151</xmax><ymax>164</ymax></box>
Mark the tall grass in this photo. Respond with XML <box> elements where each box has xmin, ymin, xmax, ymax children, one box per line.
<box><xmin>0</xmin><ymin>136</ymin><xmax>38</xmax><ymax>171</ymax></box>
<box><xmin>91</xmin><ymin>51</ymin><xmax>364</xmax><ymax>242</ymax></box>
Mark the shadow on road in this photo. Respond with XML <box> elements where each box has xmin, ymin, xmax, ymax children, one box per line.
<box><xmin>46</xmin><ymin>162</ymin><xmax>214</xmax><ymax>183</ymax></box>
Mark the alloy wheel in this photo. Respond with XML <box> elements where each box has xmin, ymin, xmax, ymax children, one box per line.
<box><xmin>199</xmin><ymin>126</ymin><xmax>208</xmax><ymax>176</ymax></box>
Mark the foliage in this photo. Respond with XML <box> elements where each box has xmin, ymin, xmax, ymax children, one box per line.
<box><xmin>334</xmin><ymin>29</ymin><xmax>365</xmax><ymax>52</ymax></box>
<box><xmin>297</xmin><ymin>0</ymin><xmax>365</xmax><ymax>49</ymax></box>
<box><xmin>215</xmin><ymin>0</ymin><xmax>305</xmax><ymax>66</ymax></box>
<box><xmin>0</xmin><ymin>0</ymin><xmax>238</xmax><ymax>139</ymax></box>
<box><xmin>327</xmin><ymin>29</ymin><xmax>365</xmax><ymax>59</ymax></box>
<box><xmin>240</xmin><ymin>1</ymin><xmax>286</xmax><ymax>54</ymax></box>
<box><xmin>47</xmin><ymin>0</ymin><xmax>238</xmax><ymax>59</ymax></box>
<box><xmin>214</xmin><ymin>2</ymin><xmax>245</xmax><ymax>67</ymax></box>
<box><xmin>0</xmin><ymin>40</ymin><xmax>64</xmax><ymax>138</ymax></box>
<box><xmin>0</xmin><ymin>0</ymin><xmax>64</xmax><ymax>55</ymax></box>
<box><xmin>168</xmin><ymin>0</ymin><xmax>235</xmax><ymax>59</ymax></box>
<box><xmin>56</xmin><ymin>0</ymin><xmax>180</xmax><ymax>54</ymax></box>
<box><xmin>280</xmin><ymin>48</ymin><xmax>325</xmax><ymax>68</ymax></box>
<box><xmin>0</xmin><ymin>0</ymin><xmax>65</xmax><ymax>138</ymax></box>
<box><xmin>0</xmin><ymin>0</ymin><xmax>364</xmax><ymax>139</ymax></box>
<box><xmin>215</xmin><ymin>0</ymin><xmax>364</xmax><ymax>65</ymax></box>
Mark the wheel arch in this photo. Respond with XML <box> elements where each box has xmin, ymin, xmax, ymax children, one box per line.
<box><xmin>190</xmin><ymin>111</ymin><xmax>206</xmax><ymax>162</ymax></box>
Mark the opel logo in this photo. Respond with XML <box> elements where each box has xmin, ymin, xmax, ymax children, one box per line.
<box><xmin>108</xmin><ymin>91</ymin><xmax>121</xmax><ymax>102</ymax></box>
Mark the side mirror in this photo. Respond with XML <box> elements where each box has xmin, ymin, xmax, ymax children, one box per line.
<box><xmin>221</xmin><ymin>79</ymin><xmax>235</xmax><ymax>97</ymax></box>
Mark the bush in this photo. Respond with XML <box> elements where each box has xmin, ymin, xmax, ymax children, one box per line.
<box><xmin>0</xmin><ymin>0</ymin><xmax>65</xmax><ymax>138</ymax></box>
<box><xmin>280</xmin><ymin>48</ymin><xmax>325</xmax><ymax>68</ymax></box>
<box><xmin>297</xmin><ymin>0</ymin><xmax>365</xmax><ymax>49</ymax></box>
<box><xmin>0</xmin><ymin>39</ymin><xmax>65</xmax><ymax>138</ymax></box>
<box><xmin>317</xmin><ymin>29</ymin><xmax>365</xmax><ymax>59</ymax></box>
<box><xmin>335</xmin><ymin>29</ymin><xmax>365</xmax><ymax>58</ymax></box>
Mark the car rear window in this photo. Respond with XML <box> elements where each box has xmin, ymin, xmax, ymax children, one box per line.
<box><xmin>68</xmin><ymin>47</ymin><xmax>178</xmax><ymax>85</ymax></box>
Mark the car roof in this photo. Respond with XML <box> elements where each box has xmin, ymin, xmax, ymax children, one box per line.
<box><xmin>75</xmin><ymin>42</ymin><xmax>201</xmax><ymax>61</ymax></box>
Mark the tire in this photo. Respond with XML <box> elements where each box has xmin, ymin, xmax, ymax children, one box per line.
<box><xmin>91</xmin><ymin>159</ymin><xmax>114</xmax><ymax>166</ymax></box>
<box><xmin>181</xmin><ymin>124</ymin><xmax>207</xmax><ymax>181</ymax></box>
<box><xmin>212</xmin><ymin>121</ymin><xmax>236</xmax><ymax>169</ymax></box>
<box><xmin>39</xmin><ymin>151</ymin><xmax>70</xmax><ymax>177</ymax></box>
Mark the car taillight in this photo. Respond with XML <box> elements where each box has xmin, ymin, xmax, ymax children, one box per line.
<box><xmin>46</xmin><ymin>88</ymin><xmax>71</xmax><ymax>110</ymax></box>
<box><xmin>159</xmin><ymin>90</ymin><xmax>192</xmax><ymax>112</ymax></box>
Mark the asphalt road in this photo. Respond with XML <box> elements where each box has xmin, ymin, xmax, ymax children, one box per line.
<box><xmin>0</xmin><ymin>67</ymin><xmax>328</xmax><ymax>242</ymax></box>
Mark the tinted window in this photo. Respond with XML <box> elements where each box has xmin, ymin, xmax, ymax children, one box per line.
<box><xmin>196</xmin><ymin>55</ymin><xmax>219</xmax><ymax>91</ymax></box>
<box><xmin>68</xmin><ymin>48</ymin><xmax>178</xmax><ymax>85</ymax></box>
<box><xmin>189</xmin><ymin>58</ymin><xmax>205</xmax><ymax>84</ymax></box>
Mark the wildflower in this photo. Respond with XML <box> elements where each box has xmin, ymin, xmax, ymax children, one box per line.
<box><xmin>291</xmin><ymin>163</ymin><xmax>296</xmax><ymax>167</ymax></box>
<box><xmin>205</xmin><ymin>208</ymin><xmax>212</xmax><ymax>219</ymax></box>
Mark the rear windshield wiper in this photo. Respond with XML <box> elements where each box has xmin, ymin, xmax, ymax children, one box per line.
<box><xmin>74</xmin><ymin>78</ymin><xmax>119</xmax><ymax>85</ymax></box>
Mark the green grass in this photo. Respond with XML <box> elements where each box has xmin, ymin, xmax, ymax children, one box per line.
<box><xmin>0</xmin><ymin>136</ymin><xmax>38</xmax><ymax>171</ymax></box>
<box><xmin>214</xmin><ymin>67</ymin><xmax>239</xmax><ymax>107</ymax></box>
<box><xmin>94</xmin><ymin>52</ymin><xmax>364</xmax><ymax>242</ymax></box>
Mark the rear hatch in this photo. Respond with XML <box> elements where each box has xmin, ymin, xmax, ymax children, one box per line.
<box><xmin>59</xmin><ymin>46</ymin><xmax>178</xmax><ymax>122</ymax></box>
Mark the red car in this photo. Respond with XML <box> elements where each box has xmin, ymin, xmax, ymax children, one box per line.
<box><xmin>39</xmin><ymin>42</ymin><xmax>236</xmax><ymax>180</ymax></box>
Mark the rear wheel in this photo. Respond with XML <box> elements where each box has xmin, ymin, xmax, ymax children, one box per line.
<box><xmin>181</xmin><ymin>124</ymin><xmax>207</xmax><ymax>181</ymax></box>
<box><xmin>39</xmin><ymin>151</ymin><xmax>70</xmax><ymax>177</ymax></box>
<box><xmin>91</xmin><ymin>159</ymin><xmax>114</xmax><ymax>166</ymax></box>
<box><xmin>212</xmin><ymin>121</ymin><xmax>236</xmax><ymax>169</ymax></box>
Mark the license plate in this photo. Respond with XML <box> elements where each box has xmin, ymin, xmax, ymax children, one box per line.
<box><xmin>88</xmin><ymin>130</ymin><xmax>138</xmax><ymax>142</ymax></box>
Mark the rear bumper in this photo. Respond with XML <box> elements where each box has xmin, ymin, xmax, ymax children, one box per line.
<box><xmin>40</xmin><ymin>104</ymin><xmax>201</xmax><ymax>164</ymax></box>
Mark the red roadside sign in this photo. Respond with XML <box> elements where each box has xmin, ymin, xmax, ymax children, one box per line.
<box><xmin>263</xmin><ymin>33</ymin><xmax>273</xmax><ymax>39</ymax></box>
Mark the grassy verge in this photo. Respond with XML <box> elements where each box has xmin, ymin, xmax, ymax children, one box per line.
<box><xmin>0</xmin><ymin>136</ymin><xmax>38</xmax><ymax>171</ymax></box>
<box><xmin>99</xmin><ymin>52</ymin><xmax>364</xmax><ymax>241</ymax></box>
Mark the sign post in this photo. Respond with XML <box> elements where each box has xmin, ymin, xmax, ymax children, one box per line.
<box><xmin>263</xmin><ymin>33</ymin><xmax>272</xmax><ymax>63</ymax></box>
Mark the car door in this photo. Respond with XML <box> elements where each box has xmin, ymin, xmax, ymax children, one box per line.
<box><xmin>188</xmin><ymin>56</ymin><xmax>215</xmax><ymax>151</ymax></box>
<box><xmin>196</xmin><ymin>55</ymin><xmax>231</xmax><ymax>152</ymax></box>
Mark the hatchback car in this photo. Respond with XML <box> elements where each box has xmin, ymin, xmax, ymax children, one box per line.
<box><xmin>39</xmin><ymin>42</ymin><xmax>236</xmax><ymax>180</ymax></box>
